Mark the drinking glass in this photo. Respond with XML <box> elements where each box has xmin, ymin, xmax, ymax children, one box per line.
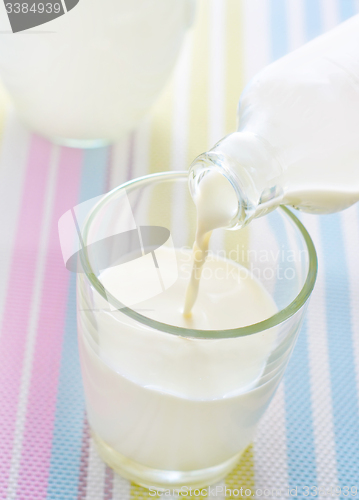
<box><xmin>76</xmin><ymin>171</ymin><xmax>317</xmax><ymax>489</ymax></box>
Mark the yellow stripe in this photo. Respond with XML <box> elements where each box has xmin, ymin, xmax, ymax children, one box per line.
<box><xmin>223</xmin><ymin>2</ymin><xmax>255</xmax><ymax>492</ymax></box>
<box><xmin>0</xmin><ymin>82</ymin><xmax>10</xmax><ymax>146</ymax></box>
<box><xmin>148</xmin><ymin>79</ymin><xmax>174</xmax><ymax>175</ymax></box>
<box><xmin>224</xmin><ymin>0</ymin><xmax>251</xmax><ymax>264</ymax></box>
<box><xmin>128</xmin><ymin>8</ymin><xmax>202</xmax><ymax>499</ymax></box>
<box><xmin>225</xmin><ymin>0</ymin><xmax>245</xmax><ymax>134</ymax></box>
<box><xmin>145</xmin><ymin>37</ymin><xmax>176</xmax><ymax>236</ymax></box>
<box><xmin>185</xmin><ymin>0</ymin><xmax>210</xmax><ymax>246</ymax></box>
<box><xmin>187</xmin><ymin>0</ymin><xmax>210</xmax><ymax>162</ymax></box>
<box><xmin>130</xmin><ymin>18</ymin><xmax>176</xmax><ymax>500</ymax></box>
<box><xmin>146</xmin><ymin>84</ymin><xmax>174</xmax><ymax>231</ymax></box>
<box><xmin>129</xmin><ymin>3</ymin><xmax>255</xmax><ymax>497</ymax></box>
<box><xmin>129</xmin><ymin>7</ymin><xmax>209</xmax><ymax>497</ymax></box>
<box><xmin>130</xmin><ymin>482</ymin><xmax>159</xmax><ymax>500</ymax></box>
<box><xmin>225</xmin><ymin>445</ymin><xmax>256</xmax><ymax>498</ymax></box>
<box><xmin>129</xmin><ymin>482</ymin><xmax>210</xmax><ymax>500</ymax></box>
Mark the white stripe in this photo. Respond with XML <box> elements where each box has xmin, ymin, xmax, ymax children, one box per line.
<box><xmin>253</xmin><ymin>382</ymin><xmax>289</xmax><ymax>496</ymax></box>
<box><xmin>133</xmin><ymin>116</ymin><xmax>151</xmax><ymax>179</ymax></box>
<box><xmin>287</xmin><ymin>0</ymin><xmax>306</xmax><ymax>51</ymax></box>
<box><xmin>0</xmin><ymin>110</ymin><xmax>30</xmax><ymax>333</ymax></box>
<box><xmin>109</xmin><ymin>135</ymin><xmax>131</xmax><ymax>190</ymax></box>
<box><xmin>242</xmin><ymin>0</ymin><xmax>271</xmax><ymax>84</ymax></box>
<box><xmin>0</xmin><ymin>0</ymin><xmax>12</xmax><ymax>30</ymax></box>
<box><xmin>109</xmin><ymin>115</ymin><xmax>151</xmax><ymax>191</ymax></box>
<box><xmin>300</xmin><ymin>213</ymin><xmax>339</xmax><ymax>493</ymax></box>
<box><xmin>341</xmin><ymin>207</ymin><xmax>359</xmax><ymax>404</ymax></box>
<box><xmin>247</xmin><ymin>215</ymin><xmax>279</xmax><ymax>297</ymax></box>
<box><xmin>320</xmin><ymin>0</ymin><xmax>340</xmax><ymax>32</ymax></box>
<box><xmin>115</xmin><ymin>118</ymin><xmax>152</xmax><ymax>228</ymax></box>
<box><xmin>207</xmin><ymin>0</ymin><xmax>226</xmax><ymax>251</ymax></box>
<box><xmin>112</xmin><ymin>472</ymin><xmax>131</xmax><ymax>500</ymax></box>
<box><xmin>171</xmin><ymin>33</ymin><xmax>192</xmax><ymax>172</ymax></box>
<box><xmin>85</xmin><ymin>438</ymin><xmax>107</xmax><ymax>500</ymax></box>
<box><xmin>208</xmin><ymin>0</ymin><xmax>225</xmax><ymax>145</ymax></box>
<box><xmin>6</xmin><ymin>145</ymin><xmax>60</xmax><ymax>500</ymax></box>
<box><xmin>212</xmin><ymin>480</ymin><xmax>226</xmax><ymax>500</ymax></box>
<box><xmin>170</xmin><ymin>34</ymin><xmax>192</xmax><ymax>244</ymax></box>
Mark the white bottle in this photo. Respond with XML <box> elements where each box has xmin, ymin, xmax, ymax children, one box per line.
<box><xmin>189</xmin><ymin>14</ymin><xmax>359</xmax><ymax>230</ymax></box>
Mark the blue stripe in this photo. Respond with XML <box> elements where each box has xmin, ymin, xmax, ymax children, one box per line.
<box><xmin>47</xmin><ymin>147</ymin><xmax>109</xmax><ymax>499</ymax></box>
<box><xmin>269</xmin><ymin>0</ymin><xmax>318</xmax><ymax>488</ymax></box>
<box><xmin>339</xmin><ymin>0</ymin><xmax>356</xmax><ymax>21</ymax></box>
<box><xmin>304</xmin><ymin>0</ymin><xmax>359</xmax><ymax>489</ymax></box>
<box><xmin>284</xmin><ymin>317</ymin><xmax>317</xmax><ymax>488</ymax></box>
<box><xmin>320</xmin><ymin>214</ymin><xmax>359</xmax><ymax>488</ymax></box>
<box><xmin>304</xmin><ymin>0</ymin><xmax>322</xmax><ymax>41</ymax></box>
<box><xmin>270</xmin><ymin>0</ymin><xmax>288</xmax><ymax>60</ymax></box>
<box><xmin>267</xmin><ymin>212</ymin><xmax>317</xmax><ymax>490</ymax></box>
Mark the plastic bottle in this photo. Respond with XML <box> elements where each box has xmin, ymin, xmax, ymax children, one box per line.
<box><xmin>189</xmin><ymin>14</ymin><xmax>359</xmax><ymax>230</ymax></box>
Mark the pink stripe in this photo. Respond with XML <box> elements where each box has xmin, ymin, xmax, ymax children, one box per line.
<box><xmin>105</xmin><ymin>145</ymin><xmax>114</xmax><ymax>192</ymax></box>
<box><xmin>0</xmin><ymin>135</ymin><xmax>52</xmax><ymax>498</ymax></box>
<box><xmin>16</xmin><ymin>147</ymin><xmax>83</xmax><ymax>500</ymax></box>
<box><xmin>104</xmin><ymin>466</ymin><xmax>114</xmax><ymax>500</ymax></box>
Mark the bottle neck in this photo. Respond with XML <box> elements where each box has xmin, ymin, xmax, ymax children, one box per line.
<box><xmin>188</xmin><ymin>132</ymin><xmax>284</xmax><ymax>229</ymax></box>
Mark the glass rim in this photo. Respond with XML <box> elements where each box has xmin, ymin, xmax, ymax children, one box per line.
<box><xmin>81</xmin><ymin>171</ymin><xmax>318</xmax><ymax>339</ymax></box>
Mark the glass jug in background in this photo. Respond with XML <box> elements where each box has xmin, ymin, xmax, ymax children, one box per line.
<box><xmin>0</xmin><ymin>0</ymin><xmax>194</xmax><ymax>147</ymax></box>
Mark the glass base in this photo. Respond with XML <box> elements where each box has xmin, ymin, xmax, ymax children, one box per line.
<box><xmin>91</xmin><ymin>430</ymin><xmax>243</xmax><ymax>490</ymax></box>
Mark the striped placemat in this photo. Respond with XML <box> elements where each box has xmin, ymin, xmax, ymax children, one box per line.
<box><xmin>0</xmin><ymin>1</ymin><xmax>359</xmax><ymax>498</ymax></box>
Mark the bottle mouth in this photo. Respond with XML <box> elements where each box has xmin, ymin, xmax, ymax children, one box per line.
<box><xmin>188</xmin><ymin>152</ymin><xmax>252</xmax><ymax>230</ymax></box>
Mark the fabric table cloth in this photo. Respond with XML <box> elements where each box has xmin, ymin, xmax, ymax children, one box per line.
<box><xmin>0</xmin><ymin>1</ymin><xmax>358</xmax><ymax>498</ymax></box>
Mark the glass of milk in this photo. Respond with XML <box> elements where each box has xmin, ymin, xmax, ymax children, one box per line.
<box><xmin>0</xmin><ymin>0</ymin><xmax>193</xmax><ymax>146</ymax></box>
<box><xmin>75</xmin><ymin>172</ymin><xmax>317</xmax><ymax>488</ymax></box>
